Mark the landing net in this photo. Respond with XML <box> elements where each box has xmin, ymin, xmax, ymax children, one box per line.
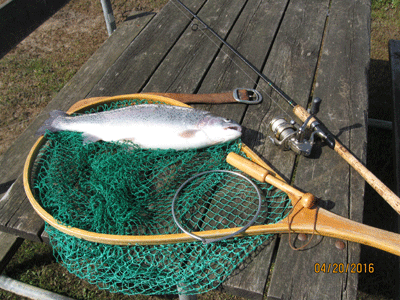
<box><xmin>30</xmin><ymin>99</ymin><xmax>291</xmax><ymax>295</ymax></box>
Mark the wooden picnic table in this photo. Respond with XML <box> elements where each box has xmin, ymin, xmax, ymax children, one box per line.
<box><xmin>0</xmin><ymin>0</ymin><xmax>370</xmax><ymax>299</ymax></box>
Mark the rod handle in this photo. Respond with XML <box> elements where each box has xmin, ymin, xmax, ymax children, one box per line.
<box><xmin>293</xmin><ymin>104</ymin><xmax>400</xmax><ymax>215</ymax></box>
<box><xmin>334</xmin><ymin>141</ymin><xmax>400</xmax><ymax>214</ymax></box>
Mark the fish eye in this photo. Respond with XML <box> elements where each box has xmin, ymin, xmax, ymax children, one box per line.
<box><xmin>223</xmin><ymin>118</ymin><xmax>231</xmax><ymax>123</ymax></box>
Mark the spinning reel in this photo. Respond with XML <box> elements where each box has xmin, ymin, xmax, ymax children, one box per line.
<box><xmin>269</xmin><ymin>98</ymin><xmax>334</xmax><ymax>156</ymax></box>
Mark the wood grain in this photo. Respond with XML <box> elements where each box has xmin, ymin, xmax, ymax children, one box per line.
<box><xmin>142</xmin><ymin>0</ymin><xmax>247</xmax><ymax>95</ymax></box>
<box><xmin>87</xmin><ymin>0</ymin><xmax>208</xmax><ymax>97</ymax></box>
<box><xmin>192</xmin><ymin>1</ymin><xmax>290</xmax><ymax>297</ymax></box>
<box><xmin>267</xmin><ymin>0</ymin><xmax>370</xmax><ymax>299</ymax></box>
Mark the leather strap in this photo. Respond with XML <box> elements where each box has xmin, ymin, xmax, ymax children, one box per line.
<box><xmin>68</xmin><ymin>90</ymin><xmax>260</xmax><ymax>113</ymax></box>
<box><xmin>147</xmin><ymin>89</ymin><xmax>251</xmax><ymax>104</ymax></box>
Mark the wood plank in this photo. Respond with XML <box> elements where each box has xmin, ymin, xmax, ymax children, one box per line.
<box><xmin>267</xmin><ymin>0</ymin><xmax>370</xmax><ymax>299</ymax></box>
<box><xmin>187</xmin><ymin>1</ymin><xmax>289</xmax><ymax>298</ymax></box>
<box><xmin>146</xmin><ymin>0</ymin><xmax>289</xmax><ymax>298</ymax></box>
<box><xmin>221</xmin><ymin>240</ymin><xmax>276</xmax><ymax>300</ymax></box>
<box><xmin>0</xmin><ymin>175</ymin><xmax>44</xmax><ymax>242</ymax></box>
<box><xmin>41</xmin><ymin>230</ymin><xmax>50</xmax><ymax>245</ymax></box>
<box><xmin>390</xmin><ymin>39</ymin><xmax>400</xmax><ymax>196</ymax></box>
<box><xmin>181</xmin><ymin>0</ymin><xmax>327</xmax><ymax>296</ymax></box>
<box><xmin>142</xmin><ymin>0</ymin><xmax>247</xmax><ymax>96</ymax></box>
<box><xmin>87</xmin><ymin>0</ymin><xmax>207</xmax><ymax>97</ymax></box>
<box><xmin>241</xmin><ymin>0</ymin><xmax>330</xmax><ymax>182</ymax></box>
<box><xmin>195</xmin><ymin>0</ymin><xmax>289</xmax><ymax>121</ymax></box>
<box><xmin>0</xmin><ymin>232</ymin><xmax>23</xmax><ymax>274</ymax></box>
<box><xmin>389</xmin><ymin>39</ymin><xmax>400</xmax><ymax>299</ymax></box>
<box><xmin>142</xmin><ymin>2</ymin><xmax>288</xmax><ymax>297</ymax></box>
<box><xmin>0</xmin><ymin>11</ymin><xmax>155</xmax><ymax>237</ymax></box>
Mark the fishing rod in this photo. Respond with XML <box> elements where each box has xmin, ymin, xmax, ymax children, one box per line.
<box><xmin>173</xmin><ymin>0</ymin><xmax>334</xmax><ymax>150</ymax></box>
<box><xmin>173</xmin><ymin>0</ymin><xmax>400</xmax><ymax>215</ymax></box>
<box><xmin>175</xmin><ymin>0</ymin><xmax>294</xmax><ymax>107</ymax></box>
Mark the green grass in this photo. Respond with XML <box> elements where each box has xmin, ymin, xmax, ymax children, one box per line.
<box><xmin>372</xmin><ymin>0</ymin><xmax>400</xmax><ymax>9</ymax></box>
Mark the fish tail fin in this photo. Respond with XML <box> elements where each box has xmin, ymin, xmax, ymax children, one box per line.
<box><xmin>36</xmin><ymin>110</ymin><xmax>68</xmax><ymax>136</ymax></box>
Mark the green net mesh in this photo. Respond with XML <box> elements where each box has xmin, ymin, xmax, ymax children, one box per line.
<box><xmin>30</xmin><ymin>99</ymin><xmax>291</xmax><ymax>295</ymax></box>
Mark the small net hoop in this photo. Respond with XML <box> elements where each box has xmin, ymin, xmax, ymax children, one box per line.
<box><xmin>171</xmin><ymin>170</ymin><xmax>263</xmax><ymax>244</ymax></box>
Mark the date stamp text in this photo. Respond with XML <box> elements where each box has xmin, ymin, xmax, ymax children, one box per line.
<box><xmin>314</xmin><ymin>263</ymin><xmax>374</xmax><ymax>274</ymax></box>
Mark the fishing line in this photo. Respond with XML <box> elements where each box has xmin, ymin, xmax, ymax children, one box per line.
<box><xmin>194</xmin><ymin>25</ymin><xmax>291</xmax><ymax>117</ymax></box>
<box><xmin>170</xmin><ymin>0</ymin><xmax>293</xmax><ymax>119</ymax></box>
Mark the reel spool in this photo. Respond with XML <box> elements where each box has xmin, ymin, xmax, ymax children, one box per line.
<box><xmin>268</xmin><ymin>97</ymin><xmax>333</xmax><ymax>156</ymax></box>
<box><xmin>269</xmin><ymin>117</ymin><xmax>312</xmax><ymax>156</ymax></box>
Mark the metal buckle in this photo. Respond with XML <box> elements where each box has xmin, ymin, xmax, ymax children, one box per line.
<box><xmin>233</xmin><ymin>88</ymin><xmax>263</xmax><ymax>104</ymax></box>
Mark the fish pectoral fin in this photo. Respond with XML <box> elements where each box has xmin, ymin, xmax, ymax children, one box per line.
<box><xmin>82</xmin><ymin>133</ymin><xmax>102</xmax><ymax>144</ymax></box>
<box><xmin>179</xmin><ymin>129</ymin><xmax>200</xmax><ymax>138</ymax></box>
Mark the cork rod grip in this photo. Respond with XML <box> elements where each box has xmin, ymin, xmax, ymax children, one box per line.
<box><xmin>293</xmin><ymin>105</ymin><xmax>400</xmax><ymax>215</ymax></box>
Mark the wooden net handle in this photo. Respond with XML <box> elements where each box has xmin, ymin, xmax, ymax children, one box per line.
<box><xmin>226</xmin><ymin>153</ymin><xmax>315</xmax><ymax>208</ymax></box>
<box><xmin>226</xmin><ymin>152</ymin><xmax>400</xmax><ymax>256</ymax></box>
<box><xmin>293</xmin><ymin>105</ymin><xmax>400</xmax><ymax>215</ymax></box>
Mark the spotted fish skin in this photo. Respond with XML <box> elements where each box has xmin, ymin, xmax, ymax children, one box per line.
<box><xmin>36</xmin><ymin>104</ymin><xmax>242</xmax><ymax>150</ymax></box>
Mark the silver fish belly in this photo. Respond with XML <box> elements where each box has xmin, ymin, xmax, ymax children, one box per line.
<box><xmin>36</xmin><ymin>104</ymin><xmax>242</xmax><ymax>150</ymax></box>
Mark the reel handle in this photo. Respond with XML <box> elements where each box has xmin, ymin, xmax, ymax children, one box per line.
<box><xmin>293</xmin><ymin>104</ymin><xmax>400</xmax><ymax>215</ymax></box>
<box><xmin>309</xmin><ymin>97</ymin><xmax>322</xmax><ymax>115</ymax></box>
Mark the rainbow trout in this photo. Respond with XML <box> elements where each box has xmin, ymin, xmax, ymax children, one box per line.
<box><xmin>36</xmin><ymin>104</ymin><xmax>242</xmax><ymax>150</ymax></box>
